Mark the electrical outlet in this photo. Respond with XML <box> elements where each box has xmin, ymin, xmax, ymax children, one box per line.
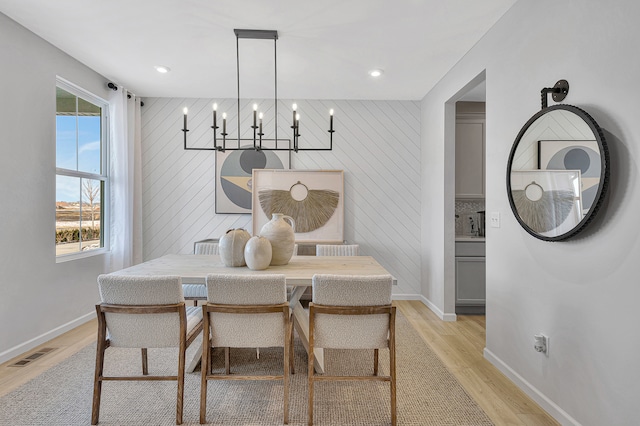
<box><xmin>490</xmin><ymin>212</ymin><xmax>500</xmax><ymax>228</ymax></box>
<box><xmin>534</xmin><ymin>334</ymin><xmax>549</xmax><ymax>355</ymax></box>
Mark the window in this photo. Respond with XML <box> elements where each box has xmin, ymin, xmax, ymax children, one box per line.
<box><xmin>55</xmin><ymin>78</ymin><xmax>108</xmax><ymax>259</ymax></box>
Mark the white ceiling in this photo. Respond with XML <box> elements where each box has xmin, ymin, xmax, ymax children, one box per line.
<box><xmin>0</xmin><ymin>0</ymin><xmax>516</xmax><ymax>100</ymax></box>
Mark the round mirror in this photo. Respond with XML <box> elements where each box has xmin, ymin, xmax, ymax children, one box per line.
<box><xmin>507</xmin><ymin>104</ymin><xmax>609</xmax><ymax>241</ymax></box>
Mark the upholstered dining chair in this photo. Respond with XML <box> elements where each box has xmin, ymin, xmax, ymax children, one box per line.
<box><xmin>183</xmin><ymin>241</ymin><xmax>219</xmax><ymax>306</ymax></box>
<box><xmin>307</xmin><ymin>274</ymin><xmax>396</xmax><ymax>426</ymax></box>
<box><xmin>315</xmin><ymin>243</ymin><xmax>359</xmax><ymax>256</ymax></box>
<box><xmin>92</xmin><ymin>275</ymin><xmax>203</xmax><ymax>425</ymax></box>
<box><xmin>200</xmin><ymin>273</ymin><xmax>293</xmax><ymax>424</ymax></box>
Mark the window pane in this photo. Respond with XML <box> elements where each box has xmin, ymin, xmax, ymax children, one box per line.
<box><xmin>56</xmin><ymin>87</ymin><xmax>78</xmax><ymax>170</ymax></box>
<box><xmin>78</xmin><ymin>115</ymin><xmax>101</xmax><ymax>173</ymax></box>
<box><xmin>80</xmin><ymin>178</ymin><xmax>102</xmax><ymax>251</ymax></box>
<box><xmin>56</xmin><ymin>175</ymin><xmax>82</xmax><ymax>255</ymax></box>
<box><xmin>78</xmin><ymin>98</ymin><xmax>102</xmax><ymax>174</ymax></box>
<box><xmin>55</xmin><ymin>80</ymin><xmax>107</xmax><ymax>259</ymax></box>
<box><xmin>56</xmin><ymin>89</ymin><xmax>103</xmax><ymax>173</ymax></box>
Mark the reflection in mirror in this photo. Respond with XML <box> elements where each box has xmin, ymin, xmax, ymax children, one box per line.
<box><xmin>507</xmin><ymin>105</ymin><xmax>609</xmax><ymax>241</ymax></box>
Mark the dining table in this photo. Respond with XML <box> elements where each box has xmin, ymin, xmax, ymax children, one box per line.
<box><xmin>109</xmin><ymin>253</ymin><xmax>396</xmax><ymax>373</ymax></box>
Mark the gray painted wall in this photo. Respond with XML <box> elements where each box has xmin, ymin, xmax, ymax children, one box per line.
<box><xmin>141</xmin><ymin>98</ymin><xmax>421</xmax><ymax>297</ymax></box>
<box><xmin>421</xmin><ymin>0</ymin><xmax>640</xmax><ymax>424</ymax></box>
<box><xmin>0</xmin><ymin>13</ymin><xmax>110</xmax><ymax>362</ymax></box>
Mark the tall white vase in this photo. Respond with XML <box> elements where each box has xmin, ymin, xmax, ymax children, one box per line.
<box><xmin>260</xmin><ymin>213</ymin><xmax>296</xmax><ymax>266</ymax></box>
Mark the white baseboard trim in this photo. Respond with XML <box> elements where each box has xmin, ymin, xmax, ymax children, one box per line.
<box><xmin>0</xmin><ymin>311</ymin><xmax>95</xmax><ymax>365</ymax></box>
<box><xmin>391</xmin><ymin>293</ymin><xmax>423</xmax><ymax>300</ymax></box>
<box><xmin>484</xmin><ymin>348</ymin><xmax>580</xmax><ymax>426</ymax></box>
<box><xmin>420</xmin><ymin>295</ymin><xmax>457</xmax><ymax>322</ymax></box>
<box><xmin>390</xmin><ymin>293</ymin><xmax>456</xmax><ymax>321</ymax></box>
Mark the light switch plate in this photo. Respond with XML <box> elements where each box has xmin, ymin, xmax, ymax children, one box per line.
<box><xmin>490</xmin><ymin>212</ymin><xmax>500</xmax><ymax>228</ymax></box>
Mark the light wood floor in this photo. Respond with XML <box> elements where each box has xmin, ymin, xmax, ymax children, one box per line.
<box><xmin>0</xmin><ymin>300</ymin><xmax>558</xmax><ymax>425</ymax></box>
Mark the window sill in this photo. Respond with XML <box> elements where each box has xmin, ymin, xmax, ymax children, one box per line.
<box><xmin>56</xmin><ymin>247</ymin><xmax>109</xmax><ymax>263</ymax></box>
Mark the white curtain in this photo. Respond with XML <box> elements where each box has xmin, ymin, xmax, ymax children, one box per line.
<box><xmin>109</xmin><ymin>86</ymin><xmax>143</xmax><ymax>271</ymax></box>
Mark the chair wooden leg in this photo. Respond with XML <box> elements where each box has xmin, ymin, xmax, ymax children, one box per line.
<box><xmin>225</xmin><ymin>347</ymin><xmax>230</xmax><ymax>375</ymax></box>
<box><xmin>284</xmin><ymin>320</ymin><xmax>290</xmax><ymax>424</ymax></box>
<box><xmin>92</xmin><ymin>310</ymin><xmax>107</xmax><ymax>425</ymax></box>
<box><xmin>141</xmin><ymin>348</ymin><xmax>148</xmax><ymax>375</ymax></box>
<box><xmin>177</xmin><ymin>343</ymin><xmax>186</xmax><ymax>424</ymax></box>
<box><xmin>390</xmin><ymin>307</ymin><xmax>397</xmax><ymax>426</ymax></box>
<box><xmin>200</xmin><ymin>311</ymin><xmax>210</xmax><ymax>424</ymax></box>
<box><xmin>374</xmin><ymin>348</ymin><xmax>379</xmax><ymax>376</ymax></box>
<box><xmin>308</xmin><ymin>308</ymin><xmax>315</xmax><ymax>426</ymax></box>
<box><xmin>289</xmin><ymin>321</ymin><xmax>295</xmax><ymax>375</ymax></box>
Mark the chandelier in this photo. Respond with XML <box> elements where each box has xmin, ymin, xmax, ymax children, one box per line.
<box><xmin>182</xmin><ymin>29</ymin><xmax>335</xmax><ymax>153</ymax></box>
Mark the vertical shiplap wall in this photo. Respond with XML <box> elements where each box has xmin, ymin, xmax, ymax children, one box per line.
<box><xmin>141</xmin><ymin>98</ymin><xmax>421</xmax><ymax>295</ymax></box>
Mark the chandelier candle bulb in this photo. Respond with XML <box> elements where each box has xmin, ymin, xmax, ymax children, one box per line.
<box><xmin>330</xmin><ymin>109</ymin><xmax>334</xmax><ymax>132</ymax></box>
<box><xmin>212</xmin><ymin>103</ymin><xmax>217</xmax><ymax>128</ymax></box>
<box><xmin>253</xmin><ymin>103</ymin><xmax>258</xmax><ymax>127</ymax></box>
<box><xmin>292</xmin><ymin>103</ymin><xmax>297</xmax><ymax>127</ymax></box>
<box><xmin>183</xmin><ymin>107</ymin><xmax>188</xmax><ymax>130</ymax></box>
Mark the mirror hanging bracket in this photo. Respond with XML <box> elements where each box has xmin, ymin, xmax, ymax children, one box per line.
<box><xmin>540</xmin><ymin>79</ymin><xmax>569</xmax><ymax>109</ymax></box>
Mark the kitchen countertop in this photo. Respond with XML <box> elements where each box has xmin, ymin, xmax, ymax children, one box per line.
<box><xmin>455</xmin><ymin>236</ymin><xmax>486</xmax><ymax>242</ymax></box>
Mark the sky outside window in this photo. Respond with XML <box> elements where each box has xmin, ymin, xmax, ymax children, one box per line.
<box><xmin>55</xmin><ymin>92</ymin><xmax>102</xmax><ymax>202</ymax></box>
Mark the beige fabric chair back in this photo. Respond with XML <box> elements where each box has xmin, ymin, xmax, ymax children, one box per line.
<box><xmin>315</xmin><ymin>244</ymin><xmax>359</xmax><ymax>256</ymax></box>
<box><xmin>205</xmin><ymin>273</ymin><xmax>287</xmax><ymax>348</ymax></box>
<box><xmin>97</xmin><ymin>275</ymin><xmax>185</xmax><ymax>348</ymax></box>
<box><xmin>312</xmin><ymin>274</ymin><xmax>392</xmax><ymax>349</ymax></box>
<box><xmin>194</xmin><ymin>241</ymin><xmax>219</xmax><ymax>255</ymax></box>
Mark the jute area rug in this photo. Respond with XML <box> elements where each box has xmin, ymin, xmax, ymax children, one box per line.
<box><xmin>0</xmin><ymin>312</ymin><xmax>493</xmax><ymax>425</ymax></box>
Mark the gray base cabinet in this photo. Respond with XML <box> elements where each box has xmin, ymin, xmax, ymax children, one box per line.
<box><xmin>455</xmin><ymin>241</ymin><xmax>486</xmax><ymax>314</ymax></box>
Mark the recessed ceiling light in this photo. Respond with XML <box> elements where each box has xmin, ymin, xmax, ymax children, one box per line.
<box><xmin>154</xmin><ymin>65</ymin><xmax>171</xmax><ymax>74</ymax></box>
<box><xmin>369</xmin><ymin>69</ymin><xmax>383</xmax><ymax>77</ymax></box>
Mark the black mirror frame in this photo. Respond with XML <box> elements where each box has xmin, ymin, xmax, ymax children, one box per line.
<box><xmin>506</xmin><ymin>104</ymin><xmax>610</xmax><ymax>241</ymax></box>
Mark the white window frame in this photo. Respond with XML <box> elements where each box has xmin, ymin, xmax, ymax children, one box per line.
<box><xmin>55</xmin><ymin>77</ymin><xmax>110</xmax><ymax>262</ymax></box>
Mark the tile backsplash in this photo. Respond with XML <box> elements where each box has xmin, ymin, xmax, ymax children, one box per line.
<box><xmin>455</xmin><ymin>199</ymin><xmax>485</xmax><ymax>235</ymax></box>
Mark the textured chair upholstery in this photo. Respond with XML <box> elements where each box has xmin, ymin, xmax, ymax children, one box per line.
<box><xmin>200</xmin><ymin>273</ymin><xmax>292</xmax><ymax>424</ymax></box>
<box><xmin>92</xmin><ymin>275</ymin><xmax>203</xmax><ymax>425</ymax></box>
<box><xmin>183</xmin><ymin>241</ymin><xmax>220</xmax><ymax>303</ymax></box>
<box><xmin>308</xmin><ymin>274</ymin><xmax>396</xmax><ymax>425</ymax></box>
<box><xmin>206</xmin><ymin>274</ymin><xmax>287</xmax><ymax>348</ymax></box>
<box><xmin>315</xmin><ymin>244</ymin><xmax>359</xmax><ymax>256</ymax></box>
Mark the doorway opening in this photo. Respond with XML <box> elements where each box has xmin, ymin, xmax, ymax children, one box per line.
<box><xmin>445</xmin><ymin>72</ymin><xmax>486</xmax><ymax>318</ymax></box>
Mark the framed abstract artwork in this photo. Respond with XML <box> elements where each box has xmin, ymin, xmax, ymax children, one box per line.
<box><xmin>215</xmin><ymin>145</ymin><xmax>289</xmax><ymax>214</ymax></box>
<box><xmin>252</xmin><ymin>169</ymin><xmax>344</xmax><ymax>243</ymax></box>
<box><xmin>510</xmin><ymin>170</ymin><xmax>582</xmax><ymax>238</ymax></box>
<box><xmin>538</xmin><ymin>140</ymin><xmax>600</xmax><ymax>214</ymax></box>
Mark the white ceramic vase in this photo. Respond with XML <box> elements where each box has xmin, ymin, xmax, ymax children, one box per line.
<box><xmin>244</xmin><ymin>236</ymin><xmax>273</xmax><ymax>270</ymax></box>
<box><xmin>260</xmin><ymin>213</ymin><xmax>296</xmax><ymax>266</ymax></box>
<box><xmin>218</xmin><ymin>228</ymin><xmax>251</xmax><ymax>267</ymax></box>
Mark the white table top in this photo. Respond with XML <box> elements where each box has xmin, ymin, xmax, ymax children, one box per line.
<box><xmin>111</xmin><ymin>254</ymin><xmax>395</xmax><ymax>285</ymax></box>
